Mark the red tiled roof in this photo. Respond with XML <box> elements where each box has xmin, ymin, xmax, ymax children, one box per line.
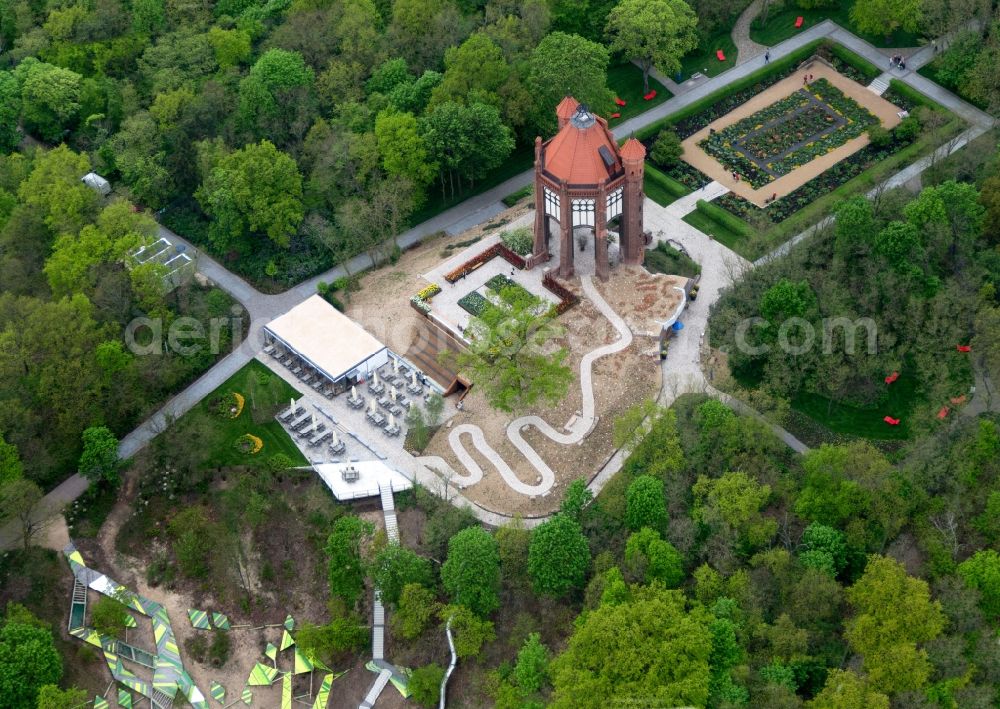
<box><xmin>619</xmin><ymin>137</ymin><xmax>646</xmax><ymax>162</ymax></box>
<box><xmin>556</xmin><ymin>96</ymin><xmax>580</xmax><ymax>122</ymax></box>
<box><xmin>544</xmin><ymin>109</ymin><xmax>622</xmax><ymax>185</ymax></box>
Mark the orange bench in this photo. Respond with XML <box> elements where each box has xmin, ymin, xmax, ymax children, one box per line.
<box><xmin>716</xmin><ymin>49</ymin><xmax>726</xmax><ymax>61</ymax></box>
<box><xmin>794</xmin><ymin>16</ymin><xmax>803</xmax><ymax>28</ymax></box>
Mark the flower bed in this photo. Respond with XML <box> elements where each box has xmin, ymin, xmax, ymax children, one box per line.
<box><xmin>235</xmin><ymin>433</ymin><xmax>263</xmax><ymax>455</ymax></box>
<box><xmin>444</xmin><ymin>243</ymin><xmax>525</xmax><ymax>283</ymax></box>
<box><xmin>458</xmin><ymin>291</ymin><xmax>491</xmax><ymax>317</ymax></box>
<box><xmin>715</xmin><ymin>129</ymin><xmax>919</xmax><ymax>223</ymax></box>
<box><xmin>699</xmin><ymin>79</ymin><xmax>877</xmax><ymax>188</ymax></box>
<box><xmin>416</xmin><ymin>283</ymin><xmax>441</xmax><ymax>301</ymax></box>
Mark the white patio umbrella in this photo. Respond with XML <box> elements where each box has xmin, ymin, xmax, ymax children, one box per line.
<box><xmin>389</xmin><ymin>387</ymin><xmax>396</xmax><ymax>402</ymax></box>
<box><xmin>331</xmin><ymin>430</ymin><xmax>340</xmax><ymax>446</ymax></box>
<box><xmin>368</xmin><ymin>399</ymin><xmax>376</xmax><ymax>414</ymax></box>
<box><xmin>373</xmin><ymin>371</ymin><xmax>380</xmax><ymax>387</ymax></box>
<box><xmin>411</xmin><ymin>371</ymin><xmax>418</xmax><ymax>387</ymax></box>
<box><xmin>351</xmin><ymin>385</ymin><xmax>358</xmax><ymax>399</ymax></box>
<box><xmin>389</xmin><ymin>413</ymin><xmax>396</xmax><ymax>429</ymax></box>
<box><xmin>393</xmin><ymin>358</ymin><xmax>400</xmax><ymax>374</ymax></box>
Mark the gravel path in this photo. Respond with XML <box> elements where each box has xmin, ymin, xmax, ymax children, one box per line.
<box><xmin>732</xmin><ymin>0</ymin><xmax>768</xmax><ymax>65</ymax></box>
<box><xmin>418</xmin><ymin>275</ymin><xmax>634</xmax><ymax>497</ymax></box>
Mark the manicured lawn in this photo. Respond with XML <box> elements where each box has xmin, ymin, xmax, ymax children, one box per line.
<box><xmin>749</xmin><ymin>3</ymin><xmax>922</xmax><ymax>49</ymax></box>
<box><xmin>162</xmin><ymin>360</ymin><xmax>308</xmax><ymax>469</ymax></box>
<box><xmin>792</xmin><ymin>377</ymin><xmax>920</xmax><ymax>440</ymax></box>
<box><xmin>682</xmin><ymin>209</ymin><xmax>747</xmax><ymax>252</ymax></box>
<box><xmin>606</xmin><ymin>62</ymin><xmax>672</xmax><ymax>128</ymax></box>
<box><xmin>679</xmin><ymin>29</ymin><xmax>738</xmax><ymax>80</ymax></box>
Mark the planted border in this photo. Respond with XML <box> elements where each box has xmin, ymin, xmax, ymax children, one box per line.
<box><xmin>444</xmin><ymin>243</ymin><xmax>526</xmax><ymax>283</ymax></box>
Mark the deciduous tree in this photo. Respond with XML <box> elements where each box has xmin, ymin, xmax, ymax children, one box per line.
<box><xmin>453</xmin><ymin>286</ymin><xmax>573</xmax><ymax>413</ymax></box>
<box><xmin>849</xmin><ymin>0</ymin><xmax>921</xmax><ymax>39</ymax></box>
<box><xmin>527</xmin><ymin>514</ymin><xmax>590</xmax><ymax>597</ymax></box>
<box><xmin>625</xmin><ymin>474</ymin><xmax>668</xmax><ymax>531</ymax></box>
<box><xmin>605</xmin><ymin>0</ymin><xmax>698</xmax><ymax>93</ymax></box>
<box><xmin>197</xmin><ymin>140</ymin><xmax>304</xmax><ymax>250</ymax></box>
<box><xmin>549</xmin><ymin>584</ymin><xmax>713</xmax><ymax>707</ymax></box>
<box><xmin>0</xmin><ymin>606</ymin><xmax>62</xmax><ymax>708</ymax></box>
<box><xmin>79</xmin><ymin>425</ymin><xmax>121</xmax><ymax>486</ymax></box>
<box><xmin>441</xmin><ymin>526</ymin><xmax>501</xmax><ymax>616</ymax></box>
<box><xmin>371</xmin><ymin>543</ymin><xmax>434</xmax><ymax>607</ymax></box>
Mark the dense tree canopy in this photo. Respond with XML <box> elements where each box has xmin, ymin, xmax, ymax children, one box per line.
<box><xmin>441</xmin><ymin>526</ymin><xmax>501</xmax><ymax>616</ymax></box>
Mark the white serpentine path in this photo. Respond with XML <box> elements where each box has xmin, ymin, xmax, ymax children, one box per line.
<box><xmin>418</xmin><ymin>276</ymin><xmax>634</xmax><ymax>496</ymax></box>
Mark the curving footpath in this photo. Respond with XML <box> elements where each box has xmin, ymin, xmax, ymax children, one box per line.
<box><xmin>419</xmin><ymin>276</ymin><xmax>633</xmax><ymax>497</ymax></box>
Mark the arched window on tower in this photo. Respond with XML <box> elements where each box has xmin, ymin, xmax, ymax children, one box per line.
<box><xmin>544</xmin><ymin>187</ymin><xmax>560</xmax><ymax>218</ymax></box>
<box><xmin>572</xmin><ymin>199</ymin><xmax>595</xmax><ymax>227</ymax></box>
<box><xmin>606</xmin><ymin>187</ymin><xmax>623</xmax><ymax>221</ymax></box>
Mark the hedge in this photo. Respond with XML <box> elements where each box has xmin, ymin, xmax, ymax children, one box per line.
<box><xmin>826</xmin><ymin>43</ymin><xmax>881</xmax><ymax>82</ymax></box>
<box><xmin>695</xmin><ymin>199</ymin><xmax>751</xmax><ymax>236</ymax></box>
<box><xmin>646</xmin><ymin>164</ymin><xmax>689</xmax><ymax>198</ymax></box>
<box><xmin>886</xmin><ymin>79</ymin><xmax>949</xmax><ymax>114</ymax></box>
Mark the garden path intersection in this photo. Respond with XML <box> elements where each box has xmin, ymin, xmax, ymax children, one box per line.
<box><xmin>3</xmin><ymin>20</ymin><xmax>995</xmax><ymax>543</ymax></box>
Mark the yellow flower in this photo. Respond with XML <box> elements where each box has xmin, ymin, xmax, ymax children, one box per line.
<box><xmin>230</xmin><ymin>393</ymin><xmax>245</xmax><ymax>419</ymax></box>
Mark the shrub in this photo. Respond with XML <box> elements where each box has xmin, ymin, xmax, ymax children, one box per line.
<box><xmin>625</xmin><ymin>528</ymin><xmax>684</xmax><ymax>586</ymax></box>
<box><xmin>372</xmin><ymin>544</ymin><xmax>434</xmax><ymax>607</ymax></box>
<box><xmin>325</xmin><ymin>515</ymin><xmax>372</xmax><ymax>608</ymax></box>
<box><xmin>440</xmin><ymin>604</ymin><xmax>496</xmax><ymax>659</ymax></box>
<box><xmin>265</xmin><ymin>453</ymin><xmax>293</xmax><ymax>473</ymax></box>
<box><xmin>501</xmin><ymin>227</ymin><xmax>533</xmax><ymax>256</ymax></box>
<box><xmin>513</xmin><ymin>632</ymin><xmax>549</xmax><ymax>693</ymax></box>
<box><xmin>650</xmin><ymin>130</ymin><xmax>683</xmax><ymax>168</ymax></box>
<box><xmin>867</xmin><ymin>125</ymin><xmax>892</xmax><ymax>148</ymax></box>
<box><xmin>393</xmin><ymin>584</ymin><xmax>440</xmax><ymax>640</ymax></box>
<box><xmin>208</xmin><ymin>630</ymin><xmax>231</xmax><ymax>667</ymax></box>
<box><xmin>409</xmin><ymin>664</ymin><xmax>445</xmax><ymax>707</ymax></box>
<box><xmin>894</xmin><ymin>115</ymin><xmax>921</xmax><ymax>143</ymax></box>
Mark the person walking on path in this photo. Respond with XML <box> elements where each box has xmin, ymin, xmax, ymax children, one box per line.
<box><xmin>764</xmin><ymin>50</ymin><xmax>770</xmax><ymax>63</ymax></box>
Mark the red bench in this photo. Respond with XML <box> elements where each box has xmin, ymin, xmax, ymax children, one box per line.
<box><xmin>610</xmin><ymin>112</ymin><xmax>621</xmax><ymax>118</ymax></box>
<box><xmin>794</xmin><ymin>16</ymin><xmax>803</xmax><ymax>28</ymax></box>
<box><xmin>643</xmin><ymin>90</ymin><xmax>657</xmax><ymax>100</ymax></box>
<box><xmin>883</xmin><ymin>416</ymin><xmax>900</xmax><ymax>426</ymax></box>
<box><xmin>884</xmin><ymin>371</ymin><xmax>899</xmax><ymax>384</ymax></box>
<box><xmin>937</xmin><ymin>407</ymin><xmax>950</xmax><ymax>420</ymax></box>
<box><xmin>957</xmin><ymin>344</ymin><xmax>971</xmax><ymax>352</ymax></box>
<box><xmin>614</xmin><ymin>97</ymin><xmax>626</xmax><ymax>107</ymax></box>
<box><xmin>716</xmin><ymin>49</ymin><xmax>726</xmax><ymax>61</ymax></box>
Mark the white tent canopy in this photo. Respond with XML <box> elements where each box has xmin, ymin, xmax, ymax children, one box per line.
<box><xmin>264</xmin><ymin>295</ymin><xmax>389</xmax><ymax>385</ymax></box>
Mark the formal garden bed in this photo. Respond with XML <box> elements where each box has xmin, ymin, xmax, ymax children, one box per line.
<box><xmin>699</xmin><ymin>79</ymin><xmax>877</xmax><ymax>188</ymax></box>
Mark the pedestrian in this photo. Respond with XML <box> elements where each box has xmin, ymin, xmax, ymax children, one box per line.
<box><xmin>803</xmin><ymin>74</ymin><xmax>808</xmax><ymax>85</ymax></box>
<box><xmin>899</xmin><ymin>58</ymin><xmax>906</xmax><ymax>70</ymax></box>
<box><xmin>771</xmin><ymin>192</ymin><xmax>777</xmax><ymax>201</ymax></box>
<box><xmin>808</xmin><ymin>73</ymin><xmax>813</xmax><ymax>82</ymax></box>
<box><xmin>764</xmin><ymin>50</ymin><xmax>770</xmax><ymax>63</ymax></box>
<box><xmin>735</xmin><ymin>174</ymin><xmax>740</xmax><ymax>182</ymax></box>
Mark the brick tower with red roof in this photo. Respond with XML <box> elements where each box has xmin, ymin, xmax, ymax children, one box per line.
<box><xmin>530</xmin><ymin>97</ymin><xmax>646</xmax><ymax>281</ymax></box>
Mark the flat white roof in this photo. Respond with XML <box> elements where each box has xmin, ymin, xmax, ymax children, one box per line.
<box><xmin>314</xmin><ymin>460</ymin><xmax>413</xmax><ymax>500</ymax></box>
<box><xmin>265</xmin><ymin>295</ymin><xmax>386</xmax><ymax>381</ymax></box>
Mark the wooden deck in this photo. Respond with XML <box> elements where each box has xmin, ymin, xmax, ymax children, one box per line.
<box><xmin>405</xmin><ymin>319</ymin><xmax>464</xmax><ymax>390</ymax></box>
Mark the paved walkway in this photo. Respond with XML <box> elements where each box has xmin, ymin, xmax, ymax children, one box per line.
<box><xmin>732</xmin><ymin>0</ymin><xmax>769</xmax><ymax>65</ymax></box>
<box><xmin>5</xmin><ymin>20</ymin><xmax>995</xmax><ymax>546</ymax></box>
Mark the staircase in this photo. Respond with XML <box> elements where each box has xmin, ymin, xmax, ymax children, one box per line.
<box><xmin>151</xmin><ymin>689</ymin><xmax>174</xmax><ymax>709</ymax></box>
<box><xmin>358</xmin><ymin>669</ymin><xmax>392</xmax><ymax>709</ymax></box>
<box><xmin>868</xmin><ymin>74</ymin><xmax>890</xmax><ymax>96</ymax></box>
<box><xmin>380</xmin><ymin>485</ymin><xmax>399</xmax><ymax>544</ymax></box>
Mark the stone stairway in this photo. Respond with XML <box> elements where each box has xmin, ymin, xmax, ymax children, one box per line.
<box><xmin>380</xmin><ymin>485</ymin><xmax>399</xmax><ymax>543</ymax></box>
<box><xmin>358</xmin><ymin>669</ymin><xmax>392</xmax><ymax>709</ymax></box>
<box><xmin>868</xmin><ymin>74</ymin><xmax>891</xmax><ymax>96</ymax></box>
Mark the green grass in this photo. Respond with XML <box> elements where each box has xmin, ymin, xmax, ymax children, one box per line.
<box><xmin>749</xmin><ymin>2</ymin><xmax>922</xmax><ymax>49</ymax></box>
<box><xmin>164</xmin><ymin>360</ymin><xmax>308</xmax><ymax>469</ymax></box>
<box><xmin>679</xmin><ymin>29</ymin><xmax>739</xmax><ymax>80</ymax></box>
<box><xmin>682</xmin><ymin>209</ymin><xmax>748</xmax><ymax>252</ymax></box>
<box><xmin>644</xmin><ymin>163</ymin><xmax>691</xmax><ymax>206</ymax></box>
<box><xmin>791</xmin><ymin>370</ymin><xmax>922</xmax><ymax>440</ymax></box>
<box><xmin>606</xmin><ymin>62</ymin><xmax>672</xmax><ymax>128</ymax></box>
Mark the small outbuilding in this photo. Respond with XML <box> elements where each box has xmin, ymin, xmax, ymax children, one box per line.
<box><xmin>81</xmin><ymin>172</ymin><xmax>112</xmax><ymax>196</ymax></box>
